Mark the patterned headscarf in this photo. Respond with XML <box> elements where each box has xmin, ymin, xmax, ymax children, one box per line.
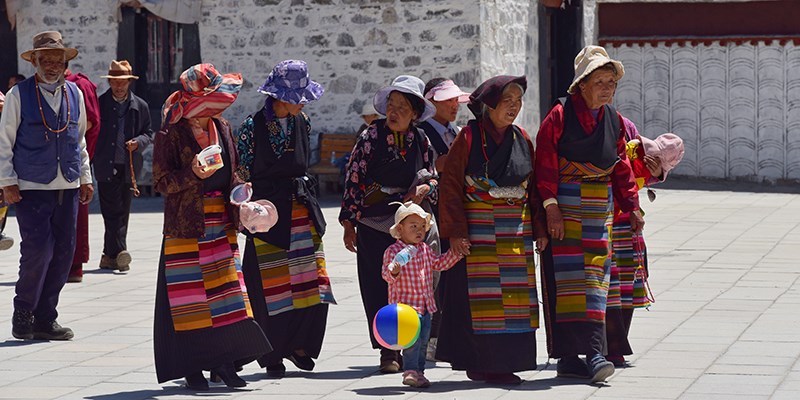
<box><xmin>161</xmin><ymin>63</ymin><xmax>243</xmax><ymax>127</ymax></box>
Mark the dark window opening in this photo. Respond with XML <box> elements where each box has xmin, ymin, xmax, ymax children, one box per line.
<box><xmin>117</xmin><ymin>6</ymin><xmax>201</xmax><ymax>127</ymax></box>
<box><xmin>0</xmin><ymin>1</ymin><xmax>18</xmax><ymax>93</ymax></box>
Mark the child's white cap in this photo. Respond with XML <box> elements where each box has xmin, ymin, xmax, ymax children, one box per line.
<box><xmin>389</xmin><ymin>201</ymin><xmax>431</xmax><ymax>239</ymax></box>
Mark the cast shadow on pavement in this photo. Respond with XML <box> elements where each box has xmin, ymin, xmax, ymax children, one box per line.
<box><xmin>351</xmin><ymin>373</ymin><xmax>611</xmax><ymax>396</ymax></box>
<box><xmin>0</xmin><ymin>339</ymin><xmax>50</xmax><ymax>347</ymax></box>
<box><xmin>85</xmin><ymin>385</ymin><xmax>249</xmax><ymax>400</ymax></box>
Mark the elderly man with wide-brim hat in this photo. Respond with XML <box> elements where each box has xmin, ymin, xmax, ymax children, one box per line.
<box><xmin>0</xmin><ymin>31</ymin><xmax>94</xmax><ymax>341</ymax></box>
<box><xmin>92</xmin><ymin>60</ymin><xmax>153</xmax><ymax>273</ymax></box>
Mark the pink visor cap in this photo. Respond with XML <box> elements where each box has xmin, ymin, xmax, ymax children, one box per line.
<box><xmin>640</xmin><ymin>133</ymin><xmax>685</xmax><ymax>176</ymax></box>
<box><xmin>425</xmin><ymin>80</ymin><xmax>470</xmax><ymax>103</ymax></box>
<box><xmin>239</xmin><ymin>200</ymin><xmax>279</xmax><ymax>234</ymax></box>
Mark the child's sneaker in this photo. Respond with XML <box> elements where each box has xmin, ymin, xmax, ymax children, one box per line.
<box><xmin>416</xmin><ymin>372</ymin><xmax>431</xmax><ymax>388</ymax></box>
<box><xmin>402</xmin><ymin>370</ymin><xmax>419</xmax><ymax>387</ymax></box>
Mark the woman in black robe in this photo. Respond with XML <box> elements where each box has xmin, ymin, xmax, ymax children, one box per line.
<box><xmin>235</xmin><ymin>60</ymin><xmax>335</xmax><ymax>378</ymax></box>
<box><xmin>339</xmin><ymin>75</ymin><xmax>439</xmax><ymax>374</ymax></box>
<box><xmin>436</xmin><ymin>75</ymin><xmax>548</xmax><ymax>385</ymax></box>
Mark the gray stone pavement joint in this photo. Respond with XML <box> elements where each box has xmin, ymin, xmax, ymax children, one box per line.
<box><xmin>0</xmin><ymin>189</ymin><xmax>798</xmax><ymax>399</ymax></box>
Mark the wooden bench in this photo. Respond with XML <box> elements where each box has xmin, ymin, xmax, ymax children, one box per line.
<box><xmin>309</xmin><ymin>133</ymin><xmax>357</xmax><ymax>194</ymax></box>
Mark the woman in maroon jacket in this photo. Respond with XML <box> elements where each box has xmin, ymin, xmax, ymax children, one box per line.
<box><xmin>152</xmin><ymin>64</ymin><xmax>270</xmax><ymax>391</ymax></box>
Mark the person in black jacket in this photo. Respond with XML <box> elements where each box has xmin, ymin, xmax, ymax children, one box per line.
<box><xmin>93</xmin><ymin>60</ymin><xmax>153</xmax><ymax>272</ymax></box>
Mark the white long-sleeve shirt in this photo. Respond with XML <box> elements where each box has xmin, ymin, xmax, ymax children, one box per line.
<box><xmin>0</xmin><ymin>80</ymin><xmax>91</xmax><ymax>190</ymax></box>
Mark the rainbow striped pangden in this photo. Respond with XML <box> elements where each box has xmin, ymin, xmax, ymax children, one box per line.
<box><xmin>372</xmin><ymin>303</ymin><xmax>421</xmax><ymax>350</ymax></box>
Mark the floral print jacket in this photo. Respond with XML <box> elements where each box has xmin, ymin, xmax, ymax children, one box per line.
<box><xmin>338</xmin><ymin>120</ymin><xmax>438</xmax><ymax>223</ymax></box>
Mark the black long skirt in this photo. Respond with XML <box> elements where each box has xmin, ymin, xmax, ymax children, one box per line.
<box><xmin>355</xmin><ymin>223</ymin><xmax>396</xmax><ymax>349</ymax></box>
<box><xmin>153</xmin><ymin>243</ymin><xmax>271</xmax><ymax>384</ymax></box>
<box><xmin>606</xmin><ymin>308</ymin><xmax>634</xmax><ymax>357</ymax></box>
<box><xmin>242</xmin><ymin>238</ymin><xmax>329</xmax><ymax>367</ymax></box>
<box><xmin>540</xmin><ymin>245</ymin><xmax>606</xmax><ymax>359</ymax></box>
<box><xmin>435</xmin><ymin>258</ymin><xmax>538</xmax><ymax>373</ymax></box>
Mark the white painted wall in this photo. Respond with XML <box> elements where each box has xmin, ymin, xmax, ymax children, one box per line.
<box><xmin>607</xmin><ymin>41</ymin><xmax>800</xmax><ymax>182</ymax></box>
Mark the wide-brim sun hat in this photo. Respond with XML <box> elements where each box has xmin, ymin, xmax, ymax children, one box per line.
<box><xmin>21</xmin><ymin>31</ymin><xmax>78</xmax><ymax>62</ymax></box>
<box><xmin>101</xmin><ymin>60</ymin><xmax>139</xmax><ymax>80</ymax></box>
<box><xmin>258</xmin><ymin>59</ymin><xmax>324</xmax><ymax>105</ymax></box>
<box><xmin>567</xmin><ymin>45</ymin><xmax>625</xmax><ymax>95</ymax></box>
<box><xmin>425</xmin><ymin>79</ymin><xmax>470</xmax><ymax>103</ymax></box>
<box><xmin>389</xmin><ymin>201</ymin><xmax>432</xmax><ymax>239</ymax></box>
<box><xmin>373</xmin><ymin>75</ymin><xmax>436</xmax><ymax>123</ymax></box>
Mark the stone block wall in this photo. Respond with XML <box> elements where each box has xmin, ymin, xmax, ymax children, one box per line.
<box><xmin>14</xmin><ymin>0</ymin><xmax>118</xmax><ymax>95</ymax></box>
<box><xmin>478</xmin><ymin>0</ymin><xmax>540</xmax><ymax>131</ymax></box>
<box><xmin>11</xmin><ymin>0</ymin><xmax>544</xmax><ymax>185</ymax></box>
<box><xmin>198</xmin><ymin>0</ymin><xmax>485</xmax><ymax>134</ymax></box>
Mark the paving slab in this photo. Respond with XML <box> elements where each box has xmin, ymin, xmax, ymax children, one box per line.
<box><xmin>1</xmin><ymin>188</ymin><xmax>799</xmax><ymax>399</ymax></box>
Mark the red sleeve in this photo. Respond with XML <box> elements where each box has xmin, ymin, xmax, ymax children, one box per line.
<box><xmin>611</xmin><ymin>113</ymin><xmax>640</xmax><ymax>212</ymax></box>
<box><xmin>534</xmin><ymin>104</ymin><xmax>563</xmax><ymax>202</ymax></box>
<box><xmin>520</xmin><ymin>127</ymin><xmax>547</xmax><ymax>239</ymax></box>
<box><xmin>69</xmin><ymin>74</ymin><xmax>100</xmax><ymax>159</ymax></box>
<box><xmin>439</xmin><ymin>125</ymin><xmax>471</xmax><ymax>239</ymax></box>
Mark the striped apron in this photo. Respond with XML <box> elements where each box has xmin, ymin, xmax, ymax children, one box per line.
<box><xmin>551</xmin><ymin>158</ymin><xmax>615</xmax><ymax>323</ymax></box>
<box><xmin>463</xmin><ymin>176</ymin><xmax>538</xmax><ymax>334</ymax></box>
<box><xmin>254</xmin><ymin>200</ymin><xmax>336</xmax><ymax>316</ymax></box>
<box><xmin>163</xmin><ymin>194</ymin><xmax>253</xmax><ymax>332</ymax></box>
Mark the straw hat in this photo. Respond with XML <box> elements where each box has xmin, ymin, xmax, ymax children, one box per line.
<box><xmin>567</xmin><ymin>45</ymin><xmax>624</xmax><ymax>95</ymax></box>
<box><xmin>101</xmin><ymin>60</ymin><xmax>139</xmax><ymax>80</ymax></box>
<box><xmin>20</xmin><ymin>31</ymin><xmax>78</xmax><ymax>62</ymax></box>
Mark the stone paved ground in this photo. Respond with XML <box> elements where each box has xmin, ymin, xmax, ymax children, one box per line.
<box><xmin>1</xmin><ymin>188</ymin><xmax>799</xmax><ymax>399</ymax></box>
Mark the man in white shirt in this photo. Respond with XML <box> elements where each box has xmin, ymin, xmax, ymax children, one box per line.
<box><xmin>0</xmin><ymin>31</ymin><xmax>93</xmax><ymax>341</ymax></box>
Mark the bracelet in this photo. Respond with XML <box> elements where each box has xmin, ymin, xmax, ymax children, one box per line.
<box><xmin>427</xmin><ymin>181</ymin><xmax>435</xmax><ymax>195</ymax></box>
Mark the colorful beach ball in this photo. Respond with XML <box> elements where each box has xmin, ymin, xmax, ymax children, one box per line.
<box><xmin>372</xmin><ymin>303</ymin><xmax>421</xmax><ymax>350</ymax></box>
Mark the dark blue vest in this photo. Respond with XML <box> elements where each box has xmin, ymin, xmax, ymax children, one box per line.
<box><xmin>14</xmin><ymin>77</ymin><xmax>82</xmax><ymax>184</ymax></box>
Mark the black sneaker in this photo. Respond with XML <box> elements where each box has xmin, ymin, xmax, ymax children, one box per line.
<box><xmin>12</xmin><ymin>310</ymin><xmax>34</xmax><ymax>340</ymax></box>
<box><xmin>557</xmin><ymin>356</ymin><xmax>590</xmax><ymax>378</ymax></box>
<box><xmin>32</xmin><ymin>320</ymin><xmax>74</xmax><ymax>341</ymax></box>
<box><xmin>588</xmin><ymin>354</ymin><xmax>615</xmax><ymax>383</ymax></box>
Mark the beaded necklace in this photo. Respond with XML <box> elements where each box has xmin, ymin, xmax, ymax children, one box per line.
<box><xmin>34</xmin><ymin>76</ymin><xmax>71</xmax><ymax>142</ymax></box>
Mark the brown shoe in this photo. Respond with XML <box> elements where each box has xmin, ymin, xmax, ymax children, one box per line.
<box><xmin>99</xmin><ymin>255</ymin><xmax>116</xmax><ymax>270</ymax></box>
<box><xmin>115</xmin><ymin>251</ymin><xmax>132</xmax><ymax>272</ymax></box>
<box><xmin>379</xmin><ymin>359</ymin><xmax>400</xmax><ymax>374</ymax></box>
<box><xmin>67</xmin><ymin>274</ymin><xmax>82</xmax><ymax>283</ymax></box>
